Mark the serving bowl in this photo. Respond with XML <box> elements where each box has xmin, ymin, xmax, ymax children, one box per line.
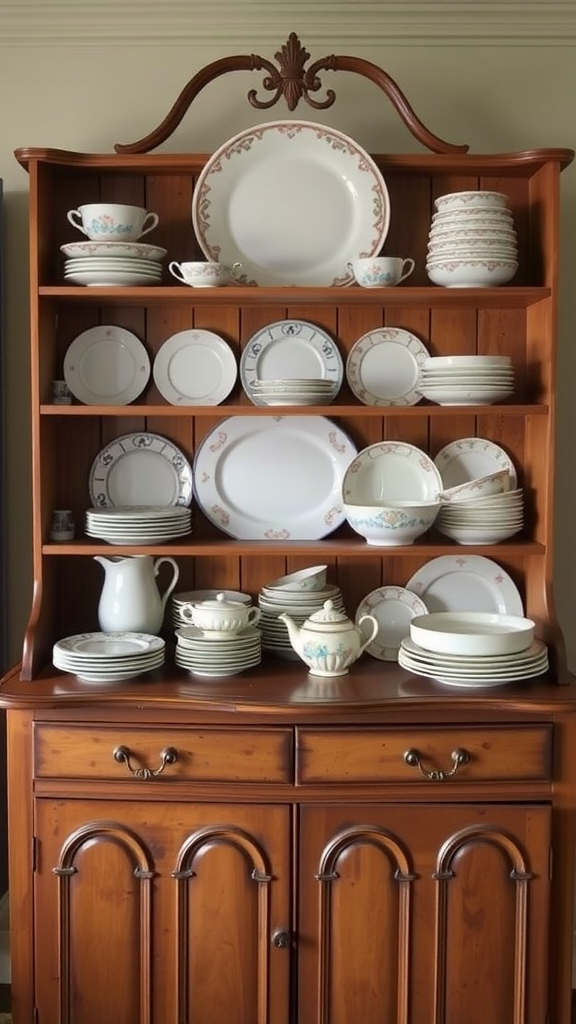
<box><xmin>434</xmin><ymin>190</ymin><xmax>510</xmax><ymax>212</ymax></box>
<box><xmin>343</xmin><ymin>500</ymin><xmax>440</xmax><ymax>546</ymax></box>
<box><xmin>426</xmin><ymin>258</ymin><xmax>518</xmax><ymax>288</ymax></box>
<box><xmin>409</xmin><ymin>611</ymin><xmax>535</xmax><ymax>656</ymax></box>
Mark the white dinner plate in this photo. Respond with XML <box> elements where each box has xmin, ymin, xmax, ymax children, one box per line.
<box><xmin>192</xmin><ymin>120</ymin><xmax>390</xmax><ymax>286</ymax></box>
<box><xmin>193</xmin><ymin>415</ymin><xmax>357</xmax><ymax>539</ymax></box>
<box><xmin>63</xmin><ymin>325</ymin><xmax>151</xmax><ymax>405</ymax></box>
<box><xmin>434</xmin><ymin>437</ymin><xmax>518</xmax><ymax>489</ymax></box>
<box><xmin>64</xmin><ymin>269</ymin><xmax>161</xmax><ymax>286</ymax></box>
<box><xmin>405</xmin><ymin>555</ymin><xmax>524</xmax><ymax>615</ymax></box>
<box><xmin>153</xmin><ymin>329</ymin><xmax>238</xmax><ymax>406</ymax></box>
<box><xmin>342</xmin><ymin>441</ymin><xmax>443</xmax><ymax>503</ymax></box>
<box><xmin>54</xmin><ymin>632</ymin><xmax>165</xmax><ymax>659</ymax></box>
<box><xmin>89</xmin><ymin>432</ymin><xmax>193</xmax><ymax>508</ymax></box>
<box><xmin>346</xmin><ymin>328</ymin><xmax>430</xmax><ymax>406</ymax></box>
<box><xmin>355</xmin><ymin>586</ymin><xmax>429</xmax><ymax>661</ymax></box>
<box><xmin>240</xmin><ymin>319</ymin><xmax>343</xmax><ymax>403</ymax></box>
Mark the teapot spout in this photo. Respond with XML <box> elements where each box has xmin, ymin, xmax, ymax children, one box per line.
<box><xmin>278</xmin><ymin>612</ymin><xmax>301</xmax><ymax>649</ymax></box>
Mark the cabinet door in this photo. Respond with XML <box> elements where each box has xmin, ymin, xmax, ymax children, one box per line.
<box><xmin>297</xmin><ymin>803</ymin><xmax>550</xmax><ymax>1024</ymax></box>
<box><xmin>34</xmin><ymin>799</ymin><xmax>291</xmax><ymax>1024</ymax></box>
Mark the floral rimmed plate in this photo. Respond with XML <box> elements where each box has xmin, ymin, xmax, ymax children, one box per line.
<box><xmin>346</xmin><ymin>327</ymin><xmax>430</xmax><ymax>406</ymax></box>
<box><xmin>355</xmin><ymin>586</ymin><xmax>428</xmax><ymax>661</ymax></box>
<box><xmin>192</xmin><ymin>120</ymin><xmax>390</xmax><ymax>286</ymax></box>
<box><xmin>89</xmin><ymin>432</ymin><xmax>193</xmax><ymax>508</ymax></box>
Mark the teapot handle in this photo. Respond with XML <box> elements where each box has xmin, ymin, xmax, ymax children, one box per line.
<box><xmin>357</xmin><ymin>613</ymin><xmax>379</xmax><ymax>655</ymax></box>
<box><xmin>153</xmin><ymin>556</ymin><xmax>180</xmax><ymax>610</ymax></box>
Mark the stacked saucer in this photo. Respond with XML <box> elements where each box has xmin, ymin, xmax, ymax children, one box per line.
<box><xmin>426</xmin><ymin>190</ymin><xmax>518</xmax><ymax>287</ymax></box>
<box><xmin>436</xmin><ymin>486</ymin><xmax>524</xmax><ymax>544</ymax></box>
<box><xmin>61</xmin><ymin>240</ymin><xmax>167</xmax><ymax>287</ymax></box>
<box><xmin>419</xmin><ymin>355</ymin><xmax>514</xmax><ymax>406</ymax></box>
<box><xmin>85</xmin><ymin>506</ymin><xmax>192</xmax><ymax>545</ymax></box>
<box><xmin>258</xmin><ymin>576</ymin><xmax>345</xmax><ymax>658</ymax></box>
<box><xmin>175</xmin><ymin>625</ymin><xmax>262</xmax><ymax>677</ymax></box>
<box><xmin>171</xmin><ymin>589</ymin><xmax>252</xmax><ymax>631</ymax></box>
<box><xmin>53</xmin><ymin>631</ymin><xmax>165</xmax><ymax>682</ymax></box>
<box><xmin>248</xmin><ymin>378</ymin><xmax>337</xmax><ymax>406</ymax></box>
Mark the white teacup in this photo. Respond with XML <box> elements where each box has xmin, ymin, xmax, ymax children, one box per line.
<box><xmin>67</xmin><ymin>203</ymin><xmax>159</xmax><ymax>242</ymax></box>
<box><xmin>168</xmin><ymin>260</ymin><xmax>242</xmax><ymax>288</ymax></box>
<box><xmin>348</xmin><ymin>256</ymin><xmax>415</xmax><ymax>288</ymax></box>
<box><xmin>181</xmin><ymin>592</ymin><xmax>261</xmax><ymax>636</ymax></box>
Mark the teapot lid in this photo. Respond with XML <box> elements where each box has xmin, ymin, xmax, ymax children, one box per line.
<box><xmin>305</xmin><ymin>599</ymin><xmax>352</xmax><ymax>629</ymax></box>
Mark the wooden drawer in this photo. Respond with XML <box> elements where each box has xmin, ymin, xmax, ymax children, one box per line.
<box><xmin>33</xmin><ymin>724</ymin><xmax>293</xmax><ymax>783</ymax></box>
<box><xmin>296</xmin><ymin>725</ymin><xmax>552</xmax><ymax>784</ymax></box>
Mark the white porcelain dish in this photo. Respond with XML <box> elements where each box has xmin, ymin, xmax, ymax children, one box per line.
<box><xmin>63</xmin><ymin>325</ymin><xmax>150</xmax><ymax>405</ymax></box>
<box><xmin>193</xmin><ymin>415</ymin><xmax>357</xmax><ymax>539</ymax></box>
<box><xmin>398</xmin><ymin>637</ymin><xmax>548</xmax><ymax>687</ymax></box>
<box><xmin>89</xmin><ymin>432</ymin><xmax>193</xmax><ymax>508</ymax></box>
<box><xmin>355</xmin><ymin>586</ymin><xmax>428</xmax><ymax>661</ymax></box>
<box><xmin>343</xmin><ymin>500</ymin><xmax>439</xmax><ymax>546</ymax></box>
<box><xmin>342</xmin><ymin>441</ymin><xmax>443</xmax><ymax>504</ymax></box>
<box><xmin>434</xmin><ymin>191</ymin><xmax>510</xmax><ymax>211</ymax></box>
<box><xmin>153</xmin><ymin>329</ymin><xmax>237</xmax><ymax>406</ymax></box>
<box><xmin>405</xmin><ymin>554</ymin><xmax>524</xmax><ymax>616</ymax></box>
<box><xmin>345</xmin><ymin>327</ymin><xmax>429</xmax><ymax>406</ymax></box>
<box><xmin>192</xmin><ymin>120</ymin><xmax>390</xmax><ymax>286</ymax></box>
<box><xmin>61</xmin><ymin>240</ymin><xmax>167</xmax><ymax>260</ymax></box>
<box><xmin>264</xmin><ymin>566</ymin><xmax>328</xmax><ymax>591</ymax></box>
<box><xmin>240</xmin><ymin>319</ymin><xmax>342</xmax><ymax>403</ymax></box>
<box><xmin>434</xmin><ymin>437</ymin><xmax>517</xmax><ymax>490</ymax></box>
<box><xmin>409</xmin><ymin>611</ymin><xmax>535</xmax><ymax>656</ymax></box>
<box><xmin>64</xmin><ymin>269</ymin><xmax>162</xmax><ymax>287</ymax></box>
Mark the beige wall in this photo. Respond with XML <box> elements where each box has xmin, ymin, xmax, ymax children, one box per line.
<box><xmin>1</xmin><ymin>2</ymin><xmax>575</xmax><ymax>668</ymax></box>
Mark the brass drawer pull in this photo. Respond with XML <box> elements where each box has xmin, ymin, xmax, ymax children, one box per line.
<box><xmin>404</xmin><ymin>747</ymin><xmax>470</xmax><ymax>782</ymax></box>
<box><xmin>113</xmin><ymin>745</ymin><xmax>178</xmax><ymax>780</ymax></box>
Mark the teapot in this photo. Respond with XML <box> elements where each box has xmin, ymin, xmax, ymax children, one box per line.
<box><xmin>278</xmin><ymin>599</ymin><xmax>379</xmax><ymax>677</ymax></box>
<box><xmin>95</xmin><ymin>554</ymin><xmax>179</xmax><ymax>635</ymax></box>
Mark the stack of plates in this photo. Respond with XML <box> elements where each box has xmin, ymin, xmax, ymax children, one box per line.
<box><xmin>398</xmin><ymin>611</ymin><xmax>547</xmax><ymax>687</ymax></box>
<box><xmin>175</xmin><ymin>625</ymin><xmax>262</xmax><ymax>678</ymax></box>
<box><xmin>419</xmin><ymin>355</ymin><xmax>515</xmax><ymax>406</ymax></box>
<box><xmin>436</xmin><ymin>487</ymin><xmax>524</xmax><ymax>544</ymax></box>
<box><xmin>61</xmin><ymin>241</ymin><xmax>167</xmax><ymax>287</ymax></box>
<box><xmin>53</xmin><ymin>631</ymin><xmax>165</xmax><ymax>682</ymax></box>
<box><xmin>171</xmin><ymin>589</ymin><xmax>252</xmax><ymax>631</ymax></box>
<box><xmin>258</xmin><ymin>578</ymin><xmax>345</xmax><ymax>659</ymax></box>
<box><xmin>85</xmin><ymin>506</ymin><xmax>192</xmax><ymax>545</ymax></box>
<box><xmin>248</xmin><ymin>378</ymin><xmax>337</xmax><ymax>406</ymax></box>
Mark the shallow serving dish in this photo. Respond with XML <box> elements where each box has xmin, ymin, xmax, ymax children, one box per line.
<box><xmin>409</xmin><ymin>611</ymin><xmax>535</xmax><ymax>656</ymax></box>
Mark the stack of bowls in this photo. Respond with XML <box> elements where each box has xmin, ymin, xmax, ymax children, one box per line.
<box><xmin>426</xmin><ymin>190</ymin><xmax>518</xmax><ymax>287</ymax></box>
<box><xmin>418</xmin><ymin>355</ymin><xmax>515</xmax><ymax>406</ymax></box>
<box><xmin>257</xmin><ymin>566</ymin><xmax>346</xmax><ymax>658</ymax></box>
<box><xmin>398</xmin><ymin>611</ymin><xmax>548</xmax><ymax>687</ymax></box>
<box><xmin>248</xmin><ymin>379</ymin><xmax>337</xmax><ymax>406</ymax></box>
<box><xmin>436</xmin><ymin>470</ymin><xmax>524</xmax><ymax>544</ymax></box>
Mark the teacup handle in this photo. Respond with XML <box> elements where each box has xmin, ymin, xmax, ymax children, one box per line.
<box><xmin>357</xmin><ymin>613</ymin><xmax>379</xmax><ymax>655</ymax></box>
<box><xmin>139</xmin><ymin>212</ymin><xmax>159</xmax><ymax>238</ymax></box>
<box><xmin>246</xmin><ymin>606</ymin><xmax>261</xmax><ymax>627</ymax></box>
<box><xmin>168</xmin><ymin>261</ymin><xmax>186</xmax><ymax>283</ymax></box>
<box><xmin>67</xmin><ymin>209</ymin><xmax>89</xmax><ymax>237</ymax></box>
<box><xmin>398</xmin><ymin>258</ymin><xmax>416</xmax><ymax>283</ymax></box>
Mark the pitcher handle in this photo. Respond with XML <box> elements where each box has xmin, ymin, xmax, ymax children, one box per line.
<box><xmin>154</xmin><ymin>556</ymin><xmax>180</xmax><ymax>610</ymax></box>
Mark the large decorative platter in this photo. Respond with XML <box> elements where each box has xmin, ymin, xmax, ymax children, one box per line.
<box><xmin>192</xmin><ymin>120</ymin><xmax>390</xmax><ymax>286</ymax></box>
<box><xmin>434</xmin><ymin>437</ymin><xmax>518</xmax><ymax>489</ymax></box>
<box><xmin>89</xmin><ymin>432</ymin><xmax>193</xmax><ymax>508</ymax></box>
<box><xmin>346</xmin><ymin>328</ymin><xmax>429</xmax><ymax>406</ymax></box>
<box><xmin>405</xmin><ymin>555</ymin><xmax>524</xmax><ymax>616</ymax></box>
<box><xmin>193</xmin><ymin>415</ymin><xmax>357</xmax><ymax>539</ymax></box>
<box><xmin>240</xmin><ymin>319</ymin><xmax>343</xmax><ymax>403</ymax></box>
<box><xmin>153</xmin><ymin>329</ymin><xmax>237</xmax><ymax>406</ymax></box>
<box><xmin>342</xmin><ymin>441</ymin><xmax>442</xmax><ymax>503</ymax></box>
<box><xmin>63</xmin><ymin>325</ymin><xmax>150</xmax><ymax>405</ymax></box>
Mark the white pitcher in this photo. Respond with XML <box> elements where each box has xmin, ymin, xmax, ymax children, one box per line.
<box><xmin>95</xmin><ymin>554</ymin><xmax>179</xmax><ymax>634</ymax></box>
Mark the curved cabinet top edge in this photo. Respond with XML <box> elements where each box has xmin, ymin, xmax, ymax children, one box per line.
<box><xmin>13</xmin><ymin>146</ymin><xmax>576</xmax><ymax>174</ymax></box>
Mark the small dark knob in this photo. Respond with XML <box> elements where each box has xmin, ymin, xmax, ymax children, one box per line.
<box><xmin>272</xmin><ymin>929</ymin><xmax>291</xmax><ymax>949</ymax></box>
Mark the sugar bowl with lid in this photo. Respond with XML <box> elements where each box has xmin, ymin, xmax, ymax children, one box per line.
<box><xmin>181</xmin><ymin>591</ymin><xmax>261</xmax><ymax>637</ymax></box>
